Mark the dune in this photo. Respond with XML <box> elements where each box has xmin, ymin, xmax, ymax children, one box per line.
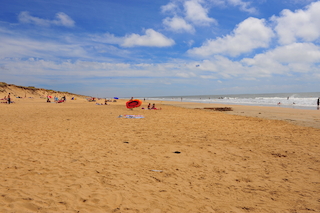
<box><xmin>0</xmin><ymin>82</ymin><xmax>88</xmax><ymax>101</ymax></box>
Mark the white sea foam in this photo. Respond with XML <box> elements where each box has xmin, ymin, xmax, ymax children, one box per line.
<box><xmin>145</xmin><ymin>92</ymin><xmax>320</xmax><ymax>110</ymax></box>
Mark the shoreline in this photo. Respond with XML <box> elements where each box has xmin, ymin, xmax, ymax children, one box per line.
<box><xmin>144</xmin><ymin>99</ymin><xmax>319</xmax><ymax>111</ymax></box>
<box><xmin>143</xmin><ymin>91</ymin><xmax>320</xmax><ymax>111</ymax></box>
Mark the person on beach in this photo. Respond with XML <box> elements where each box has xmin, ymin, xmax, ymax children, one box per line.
<box><xmin>148</xmin><ymin>103</ymin><xmax>151</xmax><ymax>109</ymax></box>
<box><xmin>7</xmin><ymin>93</ymin><xmax>11</xmax><ymax>104</ymax></box>
<box><xmin>317</xmin><ymin>98</ymin><xmax>319</xmax><ymax>109</ymax></box>
<box><xmin>151</xmin><ymin>103</ymin><xmax>161</xmax><ymax>110</ymax></box>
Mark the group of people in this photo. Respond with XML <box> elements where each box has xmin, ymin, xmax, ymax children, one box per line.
<box><xmin>129</xmin><ymin>97</ymin><xmax>160</xmax><ymax>110</ymax></box>
<box><xmin>2</xmin><ymin>93</ymin><xmax>11</xmax><ymax>104</ymax></box>
<box><xmin>46</xmin><ymin>95</ymin><xmax>66</xmax><ymax>103</ymax></box>
<box><xmin>277</xmin><ymin>102</ymin><xmax>295</xmax><ymax>105</ymax></box>
<box><xmin>277</xmin><ymin>97</ymin><xmax>320</xmax><ymax>107</ymax></box>
<box><xmin>147</xmin><ymin>103</ymin><xmax>159</xmax><ymax>110</ymax></box>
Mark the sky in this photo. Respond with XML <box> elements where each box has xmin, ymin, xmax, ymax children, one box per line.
<box><xmin>1</xmin><ymin>0</ymin><xmax>320</xmax><ymax>97</ymax></box>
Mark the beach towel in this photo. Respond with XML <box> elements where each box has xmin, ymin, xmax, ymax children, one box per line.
<box><xmin>118</xmin><ymin>115</ymin><xmax>145</xmax><ymax>119</ymax></box>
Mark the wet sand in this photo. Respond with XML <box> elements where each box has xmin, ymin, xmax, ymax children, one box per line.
<box><xmin>157</xmin><ymin>101</ymin><xmax>320</xmax><ymax>129</ymax></box>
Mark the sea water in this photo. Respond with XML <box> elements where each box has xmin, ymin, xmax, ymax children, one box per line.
<box><xmin>145</xmin><ymin>92</ymin><xmax>320</xmax><ymax>110</ymax></box>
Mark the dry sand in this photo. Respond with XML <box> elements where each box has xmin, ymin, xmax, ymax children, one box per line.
<box><xmin>1</xmin><ymin>97</ymin><xmax>319</xmax><ymax>213</ymax></box>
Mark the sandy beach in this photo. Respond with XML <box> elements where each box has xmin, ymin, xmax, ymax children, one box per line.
<box><xmin>1</xmin><ymin>97</ymin><xmax>319</xmax><ymax>213</ymax></box>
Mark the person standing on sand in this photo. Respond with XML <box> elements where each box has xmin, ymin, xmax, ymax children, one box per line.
<box><xmin>7</xmin><ymin>93</ymin><xmax>11</xmax><ymax>104</ymax></box>
<box><xmin>317</xmin><ymin>97</ymin><xmax>319</xmax><ymax>109</ymax></box>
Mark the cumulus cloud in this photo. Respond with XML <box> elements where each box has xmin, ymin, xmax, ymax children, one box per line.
<box><xmin>189</xmin><ymin>42</ymin><xmax>320</xmax><ymax>80</ymax></box>
<box><xmin>18</xmin><ymin>11</ymin><xmax>75</xmax><ymax>27</ymax></box>
<box><xmin>188</xmin><ymin>17</ymin><xmax>274</xmax><ymax>57</ymax></box>
<box><xmin>91</xmin><ymin>30</ymin><xmax>175</xmax><ymax>48</ymax></box>
<box><xmin>238</xmin><ymin>42</ymin><xmax>320</xmax><ymax>78</ymax></box>
<box><xmin>272</xmin><ymin>1</ymin><xmax>320</xmax><ymax>45</ymax></box>
<box><xmin>184</xmin><ymin>0</ymin><xmax>217</xmax><ymax>26</ymax></box>
<box><xmin>268</xmin><ymin>42</ymin><xmax>320</xmax><ymax>64</ymax></box>
<box><xmin>242</xmin><ymin>43</ymin><xmax>320</xmax><ymax>69</ymax></box>
<box><xmin>161</xmin><ymin>0</ymin><xmax>217</xmax><ymax>34</ymax></box>
<box><xmin>121</xmin><ymin>29</ymin><xmax>175</xmax><ymax>47</ymax></box>
<box><xmin>163</xmin><ymin>16</ymin><xmax>195</xmax><ymax>33</ymax></box>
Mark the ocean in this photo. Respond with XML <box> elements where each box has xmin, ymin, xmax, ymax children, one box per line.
<box><xmin>145</xmin><ymin>92</ymin><xmax>320</xmax><ymax>110</ymax></box>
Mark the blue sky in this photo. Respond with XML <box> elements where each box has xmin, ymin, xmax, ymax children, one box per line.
<box><xmin>1</xmin><ymin>0</ymin><xmax>320</xmax><ymax>97</ymax></box>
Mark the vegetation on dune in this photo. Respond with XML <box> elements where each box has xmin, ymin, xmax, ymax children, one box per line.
<box><xmin>0</xmin><ymin>82</ymin><xmax>88</xmax><ymax>98</ymax></box>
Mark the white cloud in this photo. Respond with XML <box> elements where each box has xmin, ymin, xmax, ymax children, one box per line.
<box><xmin>188</xmin><ymin>17</ymin><xmax>274</xmax><ymax>57</ymax></box>
<box><xmin>209</xmin><ymin>0</ymin><xmax>257</xmax><ymax>13</ymax></box>
<box><xmin>225</xmin><ymin>0</ymin><xmax>257</xmax><ymax>14</ymax></box>
<box><xmin>268</xmin><ymin>42</ymin><xmax>320</xmax><ymax>64</ymax></box>
<box><xmin>184</xmin><ymin>0</ymin><xmax>217</xmax><ymax>26</ymax></box>
<box><xmin>186</xmin><ymin>42</ymin><xmax>320</xmax><ymax>79</ymax></box>
<box><xmin>92</xmin><ymin>33</ymin><xmax>124</xmax><ymax>45</ymax></box>
<box><xmin>1</xmin><ymin>42</ymin><xmax>319</xmax><ymax>95</ymax></box>
<box><xmin>121</xmin><ymin>29</ymin><xmax>175</xmax><ymax>47</ymax></box>
<box><xmin>176</xmin><ymin>72</ymin><xmax>196</xmax><ymax>78</ymax></box>
<box><xmin>186</xmin><ymin>40</ymin><xmax>195</xmax><ymax>47</ymax></box>
<box><xmin>286</xmin><ymin>0</ymin><xmax>315</xmax><ymax>4</ymax></box>
<box><xmin>0</xmin><ymin>58</ymin><xmax>182</xmax><ymax>80</ymax></box>
<box><xmin>92</xmin><ymin>30</ymin><xmax>176</xmax><ymax>48</ymax></box>
<box><xmin>52</xmin><ymin>12</ymin><xmax>75</xmax><ymax>27</ymax></box>
<box><xmin>161</xmin><ymin>2</ymin><xmax>178</xmax><ymax>14</ymax></box>
<box><xmin>161</xmin><ymin>0</ymin><xmax>217</xmax><ymax>34</ymax></box>
<box><xmin>0</xmin><ymin>26</ymin><xmax>135</xmax><ymax>63</ymax></box>
<box><xmin>272</xmin><ymin>1</ymin><xmax>320</xmax><ymax>45</ymax></box>
<box><xmin>242</xmin><ymin>42</ymin><xmax>320</xmax><ymax>74</ymax></box>
<box><xmin>18</xmin><ymin>11</ymin><xmax>75</xmax><ymax>27</ymax></box>
<box><xmin>0</xmin><ymin>35</ymin><xmax>87</xmax><ymax>59</ymax></box>
<box><xmin>163</xmin><ymin>16</ymin><xmax>195</xmax><ymax>33</ymax></box>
